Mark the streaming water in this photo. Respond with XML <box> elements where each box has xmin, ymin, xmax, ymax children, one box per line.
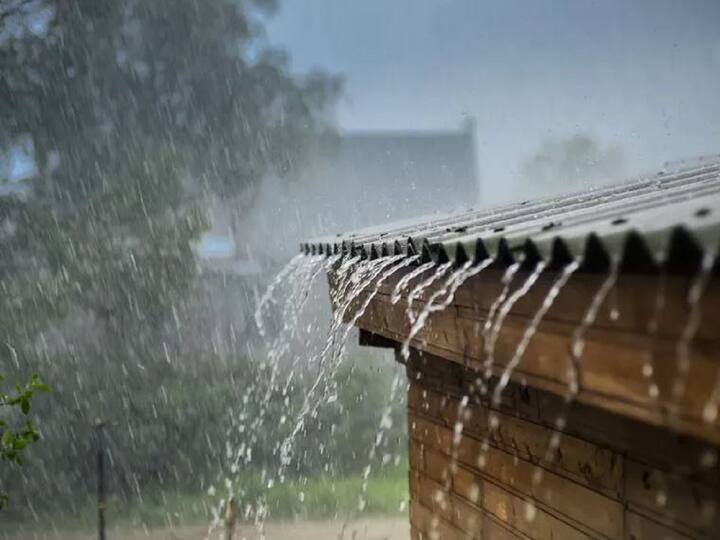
<box><xmin>672</xmin><ymin>250</ymin><xmax>716</xmax><ymax>403</ymax></box>
<box><xmin>405</xmin><ymin>260</ymin><xmax>455</xmax><ymax>325</ymax></box>
<box><xmin>479</xmin><ymin>263</ymin><xmax>521</xmax><ymax>386</ymax></box>
<box><xmin>642</xmin><ymin>274</ymin><xmax>667</xmax><ymax>401</ymax></box>
<box><xmin>209</xmin><ymin>254</ymin><xmax>328</xmax><ymax>538</ymax></box>
<box><xmin>475</xmin><ymin>260</ymin><xmax>547</xmax><ymax>469</ymax></box>
<box><xmin>254</xmin><ymin>253</ymin><xmax>305</xmax><ymax>337</ymax></box>
<box><xmin>390</xmin><ymin>260</ymin><xmax>437</xmax><ymax>304</ymax></box>
<box><xmin>531</xmin><ymin>260</ymin><xmax>620</xmax><ymax>486</ymax></box>
<box><xmin>400</xmin><ymin>258</ymin><xmax>494</xmax><ymax>360</ymax></box>
<box><xmin>277</xmin><ymin>254</ymin><xmax>415</xmax><ymax>482</ymax></box>
<box><xmin>491</xmin><ymin>260</ymin><xmax>579</xmax><ymax>407</ymax></box>
<box><xmin>250</xmin><ymin>255</ymin><xmax>337</xmax><ymax>458</ymax></box>
<box><xmin>483</xmin><ymin>261</ymin><xmax>547</xmax><ymax>386</ymax></box>
<box><xmin>329</xmin><ymin>255</ymin><xmax>408</xmax><ymax>361</ymax></box>
<box><xmin>216</xmin><ymin>253</ymin><xmax>390</xmax><ymax>538</ymax></box>
<box><xmin>357</xmin><ymin>371</ymin><xmax>405</xmax><ymax>513</ymax></box>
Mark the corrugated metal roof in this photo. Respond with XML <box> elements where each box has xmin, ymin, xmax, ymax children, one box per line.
<box><xmin>301</xmin><ymin>159</ymin><xmax>720</xmax><ymax>273</ymax></box>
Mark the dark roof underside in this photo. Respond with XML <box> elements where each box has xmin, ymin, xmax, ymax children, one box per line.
<box><xmin>301</xmin><ymin>160</ymin><xmax>720</xmax><ymax>274</ymax></box>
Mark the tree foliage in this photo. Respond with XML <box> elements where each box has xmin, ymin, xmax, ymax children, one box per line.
<box><xmin>0</xmin><ymin>0</ymin><xmax>341</xmax><ymax>515</ymax></box>
<box><xmin>521</xmin><ymin>133</ymin><xmax>625</xmax><ymax>189</ymax></box>
<box><xmin>0</xmin><ymin>373</ymin><xmax>48</xmax><ymax>508</ymax></box>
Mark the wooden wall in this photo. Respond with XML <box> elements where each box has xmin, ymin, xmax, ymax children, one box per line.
<box><xmin>404</xmin><ymin>349</ymin><xmax>720</xmax><ymax>540</ymax></box>
<box><xmin>351</xmin><ymin>268</ymin><xmax>720</xmax><ymax>446</ymax></box>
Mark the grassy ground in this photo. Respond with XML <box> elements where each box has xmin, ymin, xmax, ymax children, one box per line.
<box><xmin>4</xmin><ymin>517</ymin><xmax>410</xmax><ymax>540</ymax></box>
<box><xmin>2</xmin><ymin>468</ymin><xmax>409</xmax><ymax>539</ymax></box>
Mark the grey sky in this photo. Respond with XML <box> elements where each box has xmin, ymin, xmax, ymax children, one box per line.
<box><xmin>266</xmin><ymin>0</ymin><xmax>720</xmax><ymax>203</ymax></box>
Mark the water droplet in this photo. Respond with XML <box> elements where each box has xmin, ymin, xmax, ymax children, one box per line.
<box><xmin>700</xmin><ymin>449</ymin><xmax>718</xmax><ymax>468</ymax></box>
<box><xmin>524</xmin><ymin>501</ymin><xmax>537</xmax><ymax>521</ymax></box>
<box><xmin>703</xmin><ymin>402</ymin><xmax>718</xmax><ymax>423</ymax></box>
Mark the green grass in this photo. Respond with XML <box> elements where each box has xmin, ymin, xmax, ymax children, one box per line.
<box><xmin>3</xmin><ymin>464</ymin><xmax>409</xmax><ymax>533</ymax></box>
<box><xmin>252</xmin><ymin>469</ymin><xmax>409</xmax><ymax>520</ymax></box>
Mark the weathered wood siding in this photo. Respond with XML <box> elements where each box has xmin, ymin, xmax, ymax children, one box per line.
<box><xmin>405</xmin><ymin>349</ymin><xmax>719</xmax><ymax>540</ymax></box>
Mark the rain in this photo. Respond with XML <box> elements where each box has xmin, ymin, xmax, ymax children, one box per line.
<box><xmin>2</xmin><ymin>2</ymin><xmax>720</xmax><ymax>540</ymax></box>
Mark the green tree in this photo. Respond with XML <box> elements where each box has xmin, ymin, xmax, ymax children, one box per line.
<box><xmin>0</xmin><ymin>373</ymin><xmax>48</xmax><ymax>509</ymax></box>
<box><xmin>0</xmin><ymin>0</ymin><xmax>340</xmax><ymax>516</ymax></box>
<box><xmin>521</xmin><ymin>133</ymin><xmax>625</xmax><ymax>190</ymax></box>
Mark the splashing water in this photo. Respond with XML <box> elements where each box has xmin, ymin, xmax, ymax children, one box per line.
<box><xmin>356</xmin><ymin>371</ymin><xmax>406</xmax><ymax>516</ymax></box>
<box><xmin>254</xmin><ymin>253</ymin><xmax>305</xmax><ymax>337</ymax></box>
<box><xmin>216</xmin><ymin>252</ymin><xmax>385</xmax><ymax>538</ymax></box>
<box><xmin>209</xmin><ymin>254</ymin><xmax>330</xmax><ymax>537</ymax></box>
<box><xmin>276</xmin><ymin>254</ymin><xmax>414</xmax><ymax>482</ymax></box>
<box><xmin>248</xmin><ymin>255</ymin><xmax>336</xmax><ymax>459</ymax></box>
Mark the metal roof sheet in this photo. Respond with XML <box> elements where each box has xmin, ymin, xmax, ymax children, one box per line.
<box><xmin>301</xmin><ymin>160</ymin><xmax>720</xmax><ymax>273</ymax></box>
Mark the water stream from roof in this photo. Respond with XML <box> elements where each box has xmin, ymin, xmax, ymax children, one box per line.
<box><xmin>357</xmin><ymin>371</ymin><xmax>405</xmax><ymax>514</ymax></box>
<box><xmin>404</xmin><ymin>261</ymin><xmax>455</xmax><ymax>326</ymax></box>
<box><xmin>642</xmin><ymin>273</ymin><xmax>667</xmax><ymax>402</ymax></box>
<box><xmin>390</xmin><ymin>260</ymin><xmax>437</xmax><ymax>304</ymax></box>
<box><xmin>673</xmin><ymin>250</ymin><xmax>716</xmax><ymax>403</ymax></box>
<box><xmin>254</xmin><ymin>253</ymin><xmax>305</xmax><ymax>337</ymax></box>
<box><xmin>483</xmin><ymin>261</ymin><xmax>547</xmax><ymax>383</ymax></box>
<box><xmin>532</xmin><ymin>260</ymin><xmax>620</xmax><ymax>487</ymax></box>
<box><xmin>479</xmin><ymin>263</ymin><xmax>521</xmax><ymax>387</ymax></box>
<box><xmin>218</xmin><ymin>239</ymin><xmax>719</xmax><ymax>538</ymax></box>
<box><xmin>274</xmin><ymin>254</ymin><xmax>415</xmax><ymax>491</ymax></box>
<box><xmin>210</xmin><ymin>253</ymin><xmax>328</xmax><ymax>537</ymax></box>
<box><xmin>251</xmin><ymin>255</ymin><xmax>335</xmax><ymax>457</ymax></box>
<box><xmin>475</xmin><ymin>260</ymin><xmax>547</xmax><ymax>469</ymax></box>
<box><xmin>400</xmin><ymin>258</ymin><xmax>494</xmax><ymax>360</ymax></box>
<box><xmin>491</xmin><ymin>260</ymin><xmax>579</xmax><ymax>408</ymax></box>
<box><xmin>675</xmin><ymin>249</ymin><xmax>720</xmax><ymax>426</ymax></box>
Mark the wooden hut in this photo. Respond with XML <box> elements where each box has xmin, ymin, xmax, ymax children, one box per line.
<box><xmin>303</xmin><ymin>160</ymin><xmax>720</xmax><ymax>540</ymax></box>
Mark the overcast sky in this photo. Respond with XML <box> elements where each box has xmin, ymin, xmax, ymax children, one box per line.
<box><xmin>266</xmin><ymin>0</ymin><xmax>720</xmax><ymax>203</ymax></box>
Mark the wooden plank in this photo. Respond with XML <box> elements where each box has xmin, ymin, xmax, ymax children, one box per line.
<box><xmin>410</xmin><ymin>500</ymin><xmax>474</xmax><ymax>540</ymax></box>
<box><xmin>373</xmin><ymin>268</ymin><xmax>720</xmax><ymax>343</ymax></box>
<box><xmin>409</xmin><ymin>384</ymin><xmax>624</xmax><ymax>498</ymax></box>
<box><xmin>411</xmin><ymin>418</ymin><xmax>625</xmax><ymax>539</ymax></box>
<box><xmin>449</xmin><ymin>466</ymin><xmax>597</xmax><ymax>540</ymax></box>
<box><xmin>409</xmin><ymin>436</ymin><xmax>424</xmax><ymax>473</ymax></box>
<box><xmin>410</xmin><ymin>471</ymin><xmax>529</xmax><ymax>540</ymax></box>
<box><xmin>625</xmin><ymin>510</ymin><xmax>696</xmax><ymax>540</ymax></box>
<box><xmin>408</xmin><ymin>349</ymin><xmax>720</xmax><ymax>486</ymax></box>
<box><xmin>624</xmin><ymin>459</ymin><xmax>720</xmax><ymax>537</ymax></box>
<box><xmin>534</xmin><ymin>386</ymin><xmax>720</xmax><ymax>486</ymax></box>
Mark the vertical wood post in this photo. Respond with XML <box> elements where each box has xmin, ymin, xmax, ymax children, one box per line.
<box><xmin>94</xmin><ymin>419</ymin><xmax>107</xmax><ymax>540</ymax></box>
<box><xmin>224</xmin><ymin>496</ymin><xmax>237</xmax><ymax>540</ymax></box>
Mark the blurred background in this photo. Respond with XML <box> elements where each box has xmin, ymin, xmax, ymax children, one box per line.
<box><xmin>1</xmin><ymin>0</ymin><xmax>719</xmax><ymax>538</ymax></box>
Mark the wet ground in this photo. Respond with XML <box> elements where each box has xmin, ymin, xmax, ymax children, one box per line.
<box><xmin>5</xmin><ymin>517</ymin><xmax>409</xmax><ymax>540</ymax></box>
